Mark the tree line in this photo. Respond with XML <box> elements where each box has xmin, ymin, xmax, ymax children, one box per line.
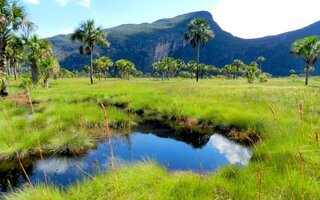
<box><xmin>151</xmin><ymin>57</ymin><xmax>269</xmax><ymax>83</ymax></box>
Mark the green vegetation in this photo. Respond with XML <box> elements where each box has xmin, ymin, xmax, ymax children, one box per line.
<box><xmin>0</xmin><ymin>0</ymin><xmax>33</xmax><ymax>96</ymax></box>
<box><xmin>0</xmin><ymin>80</ymin><xmax>136</xmax><ymax>159</ymax></box>
<box><xmin>93</xmin><ymin>56</ymin><xmax>113</xmax><ymax>81</ymax></box>
<box><xmin>153</xmin><ymin>57</ymin><xmax>179</xmax><ymax>80</ymax></box>
<box><xmin>1</xmin><ymin>77</ymin><xmax>320</xmax><ymax>199</ymax></box>
<box><xmin>290</xmin><ymin>36</ymin><xmax>320</xmax><ymax>85</ymax></box>
<box><xmin>115</xmin><ymin>59</ymin><xmax>136</xmax><ymax>79</ymax></box>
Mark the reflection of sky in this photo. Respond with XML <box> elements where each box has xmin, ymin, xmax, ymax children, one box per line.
<box><xmin>37</xmin><ymin>158</ymin><xmax>88</xmax><ymax>174</ymax></box>
<box><xmin>210</xmin><ymin>134</ymin><xmax>252</xmax><ymax>165</ymax></box>
<box><xmin>26</xmin><ymin>132</ymin><xmax>252</xmax><ymax>189</ymax></box>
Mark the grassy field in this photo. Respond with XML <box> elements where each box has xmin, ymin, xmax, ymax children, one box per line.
<box><xmin>2</xmin><ymin>77</ymin><xmax>320</xmax><ymax>199</ymax></box>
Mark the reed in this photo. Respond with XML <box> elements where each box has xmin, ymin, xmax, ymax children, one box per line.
<box><xmin>297</xmin><ymin>102</ymin><xmax>304</xmax><ymax>139</ymax></box>
<box><xmin>257</xmin><ymin>168</ymin><xmax>262</xmax><ymax>200</ymax></box>
<box><xmin>16</xmin><ymin>155</ymin><xmax>34</xmax><ymax>189</ymax></box>
<box><xmin>25</xmin><ymin>86</ymin><xmax>34</xmax><ymax>114</ymax></box>
<box><xmin>315</xmin><ymin>130</ymin><xmax>319</xmax><ymax>149</ymax></box>
<box><xmin>101</xmin><ymin>103</ymin><xmax>115</xmax><ymax>169</ymax></box>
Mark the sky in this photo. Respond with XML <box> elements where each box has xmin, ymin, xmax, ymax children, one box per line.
<box><xmin>23</xmin><ymin>0</ymin><xmax>320</xmax><ymax>39</ymax></box>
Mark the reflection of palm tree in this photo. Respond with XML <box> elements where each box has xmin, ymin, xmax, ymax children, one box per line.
<box><xmin>124</xmin><ymin>134</ymin><xmax>133</xmax><ymax>161</ymax></box>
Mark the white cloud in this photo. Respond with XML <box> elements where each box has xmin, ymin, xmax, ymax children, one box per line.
<box><xmin>210</xmin><ymin>134</ymin><xmax>252</xmax><ymax>166</ymax></box>
<box><xmin>24</xmin><ymin>0</ymin><xmax>40</xmax><ymax>5</ymax></box>
<box><xmin>78</xmin><ymin>0</ymin><xmax>91</xmax><ymax>8</ymax></box>
<box><xmin>37</xmin><ymin>158</ymin><xmax>88</xmax><ymax>174</ymax></box>
<box><xmin>55</xmin><ymin>0</ymin><xmax>70</xmax><ymax>6</ymax></box>
<box><xmin>212</xmin><ymin>0</ymin><xmax>320</xmax><ymax>38</ymax></box>
<box><xmin>54</xmin><ymin>0</ymin><xmax>91</xmax><ymax>8</ymax></box>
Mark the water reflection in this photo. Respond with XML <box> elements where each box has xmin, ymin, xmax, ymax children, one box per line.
<box><xmin>0</xmin><ymin>128</ymin><xmax>252</xmax><ymax>193</ymax></box>
<box><xmin>0</xmin><ymin>160</ymin><xmax>34</xmax><ymax>193</ymax></box>
<box><xmin>37</xmin><ymin>157</ymin><xmax>88</xmax><ymax>174</ymax></box>
<box><xmin>210</xmin><ymin>134</ymin><xmax>252</xmax><ymax>165</ymax></box>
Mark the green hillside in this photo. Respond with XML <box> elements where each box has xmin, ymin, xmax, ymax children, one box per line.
<box><xmin>48</xmin><ymin>11</ymin><xmax>320</xmax><ymax>76</ymax></box>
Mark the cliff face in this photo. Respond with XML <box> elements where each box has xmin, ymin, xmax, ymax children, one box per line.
<box><xmin>48</xmin><ymin>11</ymin><xmax>320</xmax><ymax>76</ymax></box>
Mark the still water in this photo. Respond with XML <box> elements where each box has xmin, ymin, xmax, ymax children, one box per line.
<box><xmin>0</xmin><ymin>127</ymin><xmax>251</xmax><ymax>193</ymax></box>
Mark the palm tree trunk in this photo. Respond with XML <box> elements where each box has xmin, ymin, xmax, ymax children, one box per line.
<box><xmin>0</xmin><ymin>51</ymin><xmax>8</xmax><ymax>96</ymax></box>
<box><xmin>305</xmin><ymin>65</ymin><xmax>310</xmax><ymax>86</ymax></box>
<box><xmin>7</xmin><ymin>59</ymin><xmax>11</xmax><ymax>76</ymax></box>
<box><xmin>31</xmin><ymin>65</ymin><xmax>38</xmax><ymax>85</ymax></box>
<box><xmin>0</xmin><ymin>78</ymin><xmax>8</xmax><ymax>96</ymax></box>
<box><xmin>196</xmin><ymin>44</ymin><xmax>200</xmax><ymax>82</ymax></box>
<box><xmin>88</xmin><ymin>44</ymin><xmax>94</xmax><ymax>85</ymax></box>
<box><xmin>90</xmin><ymin>50</ymin><xmax>93</xmax><ymax>85</ymax></box>
<box><xmin>44</xmin><ymin>68</ymin><xmax>51</xmax><ymax>88</ymax></box>
<box><xmin>0</xmin><ymin>50</ymin><xmax>5</xmax><ymax>73</ymax></box>
<box><xmin>14</xmin><ymin>67</ymin><xmax>17</xmax><ymax>80</ymax></box>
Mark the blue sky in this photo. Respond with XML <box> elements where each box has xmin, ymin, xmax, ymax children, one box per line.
<box><xmin>24</xmin><ymin>0</ymin><xmax>320</xmax><ymax>39</ymax></box>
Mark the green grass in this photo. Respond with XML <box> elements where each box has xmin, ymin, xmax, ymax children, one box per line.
<box><xmin>2</xmin><ymin>77</ymin><xmax>320</xmax><ymax>199</ymax></box>
<box><xmin>5</xmin><ymin>161</ymin><xmax>218</xmax><ymax>200</ymax></box>
<box><xmin>0</xmin><ymin>81</ymin><xmax>137</xmax><ymax>159</ymax></box>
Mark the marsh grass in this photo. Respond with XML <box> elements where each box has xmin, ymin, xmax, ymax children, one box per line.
<box><xmin>2</xmin><ymin>77</ymin><xmax>320</xmax><ymax>199</ymax></box>
<box><xmin>0</xmin><ymin>92</ymin><xmax>136</xmax><ymax>159</ymax></box>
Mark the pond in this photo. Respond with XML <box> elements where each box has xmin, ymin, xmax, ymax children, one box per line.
<box><xmin>0</xmin><ymin>126</ymin><xmax>252</xmax><ymax>193</ymax></box>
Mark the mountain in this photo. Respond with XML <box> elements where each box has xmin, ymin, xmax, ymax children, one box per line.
<box><xmin>47</xmin><ymin>11</ymin><xmax>320</xmax><ymax>76</ymax></box>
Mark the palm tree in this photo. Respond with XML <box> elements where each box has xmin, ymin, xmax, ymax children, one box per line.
<box><xmin>40</xmin><ymin>56</ymin><xmax>60</xmax><ymax>88</ymax></box>
<box><xmin>6</xmin><ymin>35</ymin><xmax>24</xmax><ymax>80</ymax></box>
<box><xmin>257</xmin><ymin>56</ymin><xmax>266</xmax><ymax>70</ymax></box>
<box><xmin>115</xmin><ymin>59</ymin><xmax>135</xmax><ymax>79</ymax></box>
<box><xmin>163</xmin><ymin>57</ymin><xmax>177</xmax><ymax>79</ymax></box>
<box><xmin>290</xmin><ymin>36</ymin><xmax>320</xmax><ymax>85</ymax></box>
<box><xmin>232</xmin><ymin>59</ymin><xmax>245</xmax><ymax>78</ymax></box>
<box><xmin>184</xmin><ymin>18</ymin><xmax>214</xmax><ymax>82</ymax></box>
<box><xmin>83</xmin><ymin>65</ymin><xmax>90</xmax><ymax>77</ymax></box>
<box><xmin>152</xmin><ymin>60</ymin><xmax>165</xmax><ymax>80</ymax></box>
<box><xmin>71</xmin><ymin>19</ymin><xmax>110</xmax><ymax>85</ymax></box>
<box><xmin>199</xmin><ymin>64</ymin><xmax>210</xmax><ymax>79</ymax></box>
<box><xmin>187</xmin><ymin>60</ymin><xmax>197</xmax><ymax>77</ymax></box>
<box><xmin>0</xmin><ymin>0</ymin><xmax>33</xmax><ymax>96</ymax></box>
<box><xmin>225</xmin><ymin>64</ymin><xmax>237</xmax><ymax>79</ymax></box>
<box><xmin>245</xmin><ymin>65</ymin><xmax>258</xmax><ymax>84</ymax></box>
<box><xmin>94</xmin><ymin>56</ymin><xmax>113</xmax><ymax>81</ymax></box>
<box><xmin>23</xmin><ymin>35</ymin><xmax>52</xmax><ymax>85</ymax></box>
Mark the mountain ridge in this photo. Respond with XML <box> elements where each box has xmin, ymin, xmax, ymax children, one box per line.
<box><xmin>47</xmin><ymin>11</ymin><xmax>320</xmax><ymax>76</ymax></box>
